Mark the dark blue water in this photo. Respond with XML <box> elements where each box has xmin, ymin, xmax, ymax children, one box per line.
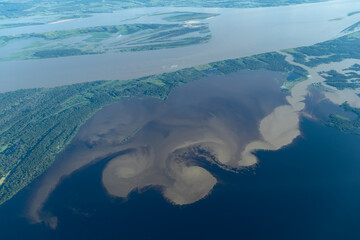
<box><xmin>1</xmin><ymin>116</ymin><xmax>360</xmax><ymax>240</ymax></box>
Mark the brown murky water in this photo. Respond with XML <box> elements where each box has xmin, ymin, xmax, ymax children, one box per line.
<box><xmin>28</xmin><ymin>70</ymin><xmax>288</xmax><ymax>224</ymax></box>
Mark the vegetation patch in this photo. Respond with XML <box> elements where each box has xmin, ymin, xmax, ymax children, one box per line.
<box><xmin>344</xmin><ymin>63</ymin><xmax>360</xmax><ymax>71</ymax></box>
<box><xmin>328</xmin><ymin>102</ymin><xmax>360</xmax><ymax>134</ymax></box>
<box><xmin>0</xmin><ymin>22</ymin><xmax>44</xmax><ymax>29</ymax></box>
<box><xmin>283</xmin><ymin>31</ymin><xmax>360</xmax><ymax>67</ymax></box>
<box><xmin>319</xmin><ymin>69</ymin><xmax>360</xmax><ymax>90</ymax></box>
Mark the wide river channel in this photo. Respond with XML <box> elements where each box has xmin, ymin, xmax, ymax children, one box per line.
<box><xmin>1</xmin><ymin>0</ymin><xmax>360</xmax><ymax>92</ymax></box>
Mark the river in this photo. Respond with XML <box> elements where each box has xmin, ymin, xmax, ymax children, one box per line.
<box><xmin>1</xmin><ymin>0</ymin><xmax>360</xmax><ymax>92</ymax></box>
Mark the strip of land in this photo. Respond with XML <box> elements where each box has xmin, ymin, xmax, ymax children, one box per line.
<box><xmin>0</xmin><ymin>23</ymin><xmax>211</xmax><ymax>61</ymax></box>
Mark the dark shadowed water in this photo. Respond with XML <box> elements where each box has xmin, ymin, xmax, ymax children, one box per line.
<box><xmin>2</xmin><ymin>113</ymin><xmax>360</xmax><ymax>239</ymax></box>
<box><xmin>1</xmin><ymin>72</ymin><xmax>360</xmax><ymax>239</ymax></box>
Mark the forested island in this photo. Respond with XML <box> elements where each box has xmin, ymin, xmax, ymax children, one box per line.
<box><xmin>319</xmin><ymin>69</ymin><xmax>360</xmax><ymax>90</ymax></box>
<box><xmin>0</xmin><ymin>23</ymin><xmax>211</xmax><ymax>61</ymax></box>
<box><xmin>329</xmin><ymin>102</ymin><xmax>360</xmax><ymax>134</ymax></box>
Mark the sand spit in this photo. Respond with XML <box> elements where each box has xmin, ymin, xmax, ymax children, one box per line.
<box><xmin>0</xmin><ymin>172</ymin><xmax>10</xmax><ymax>187</ymax></box>
<box><xmin>185</xmin><ymin>20</ymin><xmax>200</xmax><ymax>24</ymax></box>
<box><xmin>48</xmin><ymin>19</ymin><xmax>76</xmax><ymax>25</ymax></box>
<box><xmin>0</xmin><ymin>176</ymin><xmax>6</xmax><ymax>186</ymax></box>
